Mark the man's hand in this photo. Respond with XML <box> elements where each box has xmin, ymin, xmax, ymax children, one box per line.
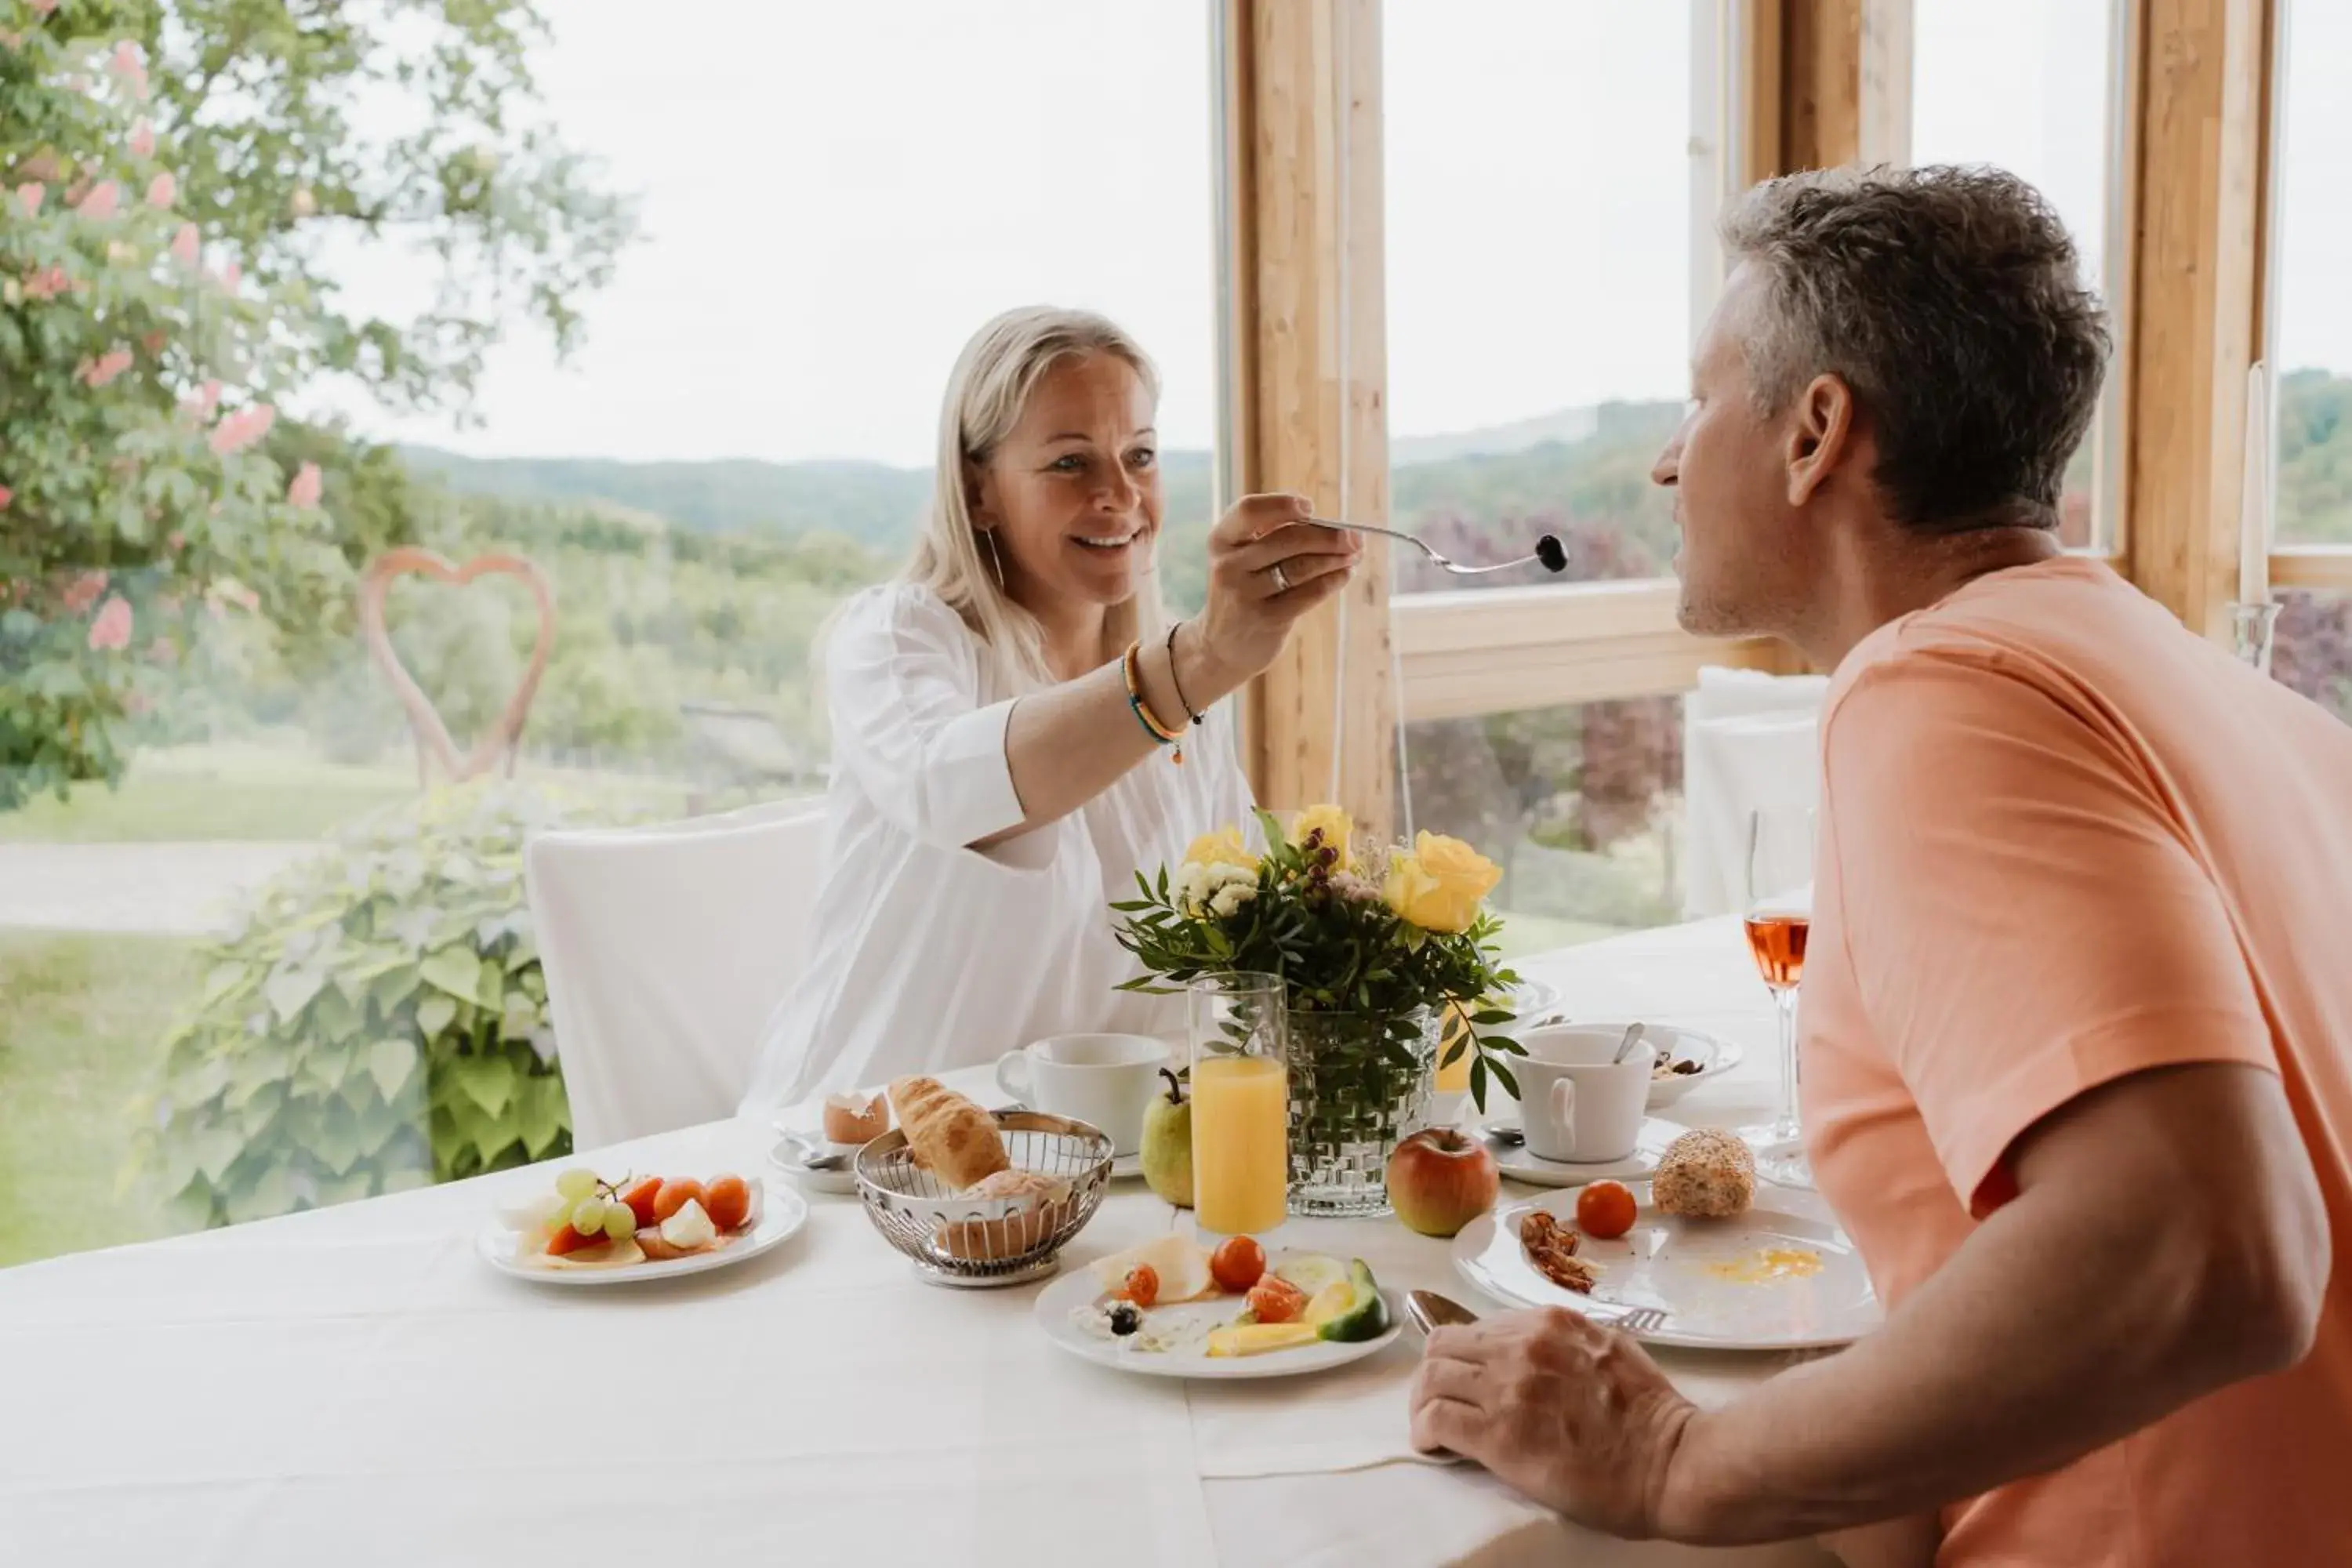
<box><xmin>1409</xmin><ymin>1308</ymin><xmax>1700</xmax><ymax>1539</ymax></box>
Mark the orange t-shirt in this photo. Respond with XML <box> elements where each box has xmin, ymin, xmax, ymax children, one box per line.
<box><xmin>1804</xmin><ymin>557</ymin><xmax>2352</xmax><ymax>1566</ymax></box>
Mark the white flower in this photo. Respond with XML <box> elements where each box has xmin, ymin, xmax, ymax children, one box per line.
<box><xmin>1209</xmin><ymin>882</ymin><xmax>1256</xmax><ymax>919</ymax></box>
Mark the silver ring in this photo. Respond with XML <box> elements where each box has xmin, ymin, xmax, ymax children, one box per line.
<box><xmin>1269</xmin><ymin>563</ymin><xmax>1290</xmax><ymax>593</ymax></box>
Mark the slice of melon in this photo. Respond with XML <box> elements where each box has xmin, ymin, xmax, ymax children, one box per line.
<box><xmin>1089</xmin><ymin>1233</ymin><xmax>1214</xmax><ymax>1302</ymax></box>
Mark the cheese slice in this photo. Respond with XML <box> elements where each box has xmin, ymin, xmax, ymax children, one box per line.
<box><xmin>1207</xmin><ymin>1323</ymin><xmax>1319</xmax><ymax>1357</ymax></box>
<box><xmin>1088</xmin><ymin>1234</ymin><xmax>1214</xmax><ymax>1302</ymax></box>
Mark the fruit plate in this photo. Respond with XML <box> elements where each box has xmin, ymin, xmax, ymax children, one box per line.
<box><xmin>477</xmin><ymin>1179</ymin><xmax>808</xmax><ymax>1287</ymax></box>
<box><xmin>1483</xmin><ymin>1116</ymin><xmax>1687</xmax><ymax>1189</ymax></box>
<box><xmin>1452</xmin><ymin>1185</ymin><xmax>1882</xmax><ymax>1351</ymax></box>
<box><xmin>1033</xmin><ymin>1257</ymin><xmax>1405</xmax><ymax>1380</ymax></box>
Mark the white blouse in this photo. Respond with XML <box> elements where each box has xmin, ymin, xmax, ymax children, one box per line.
<box><xmin>738</xmin><ymin>582</ymin><xmax>1257</xmax><ymax>1111</ymax></box>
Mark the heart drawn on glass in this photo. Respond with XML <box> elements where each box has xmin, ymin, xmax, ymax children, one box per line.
<box><xmin>357</xmin><ymin>546</ymin><xmax>557</xmax><ymax>782</ymax></box>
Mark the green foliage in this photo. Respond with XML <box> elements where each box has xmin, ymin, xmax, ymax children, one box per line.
<box><xmin>1111</xmin><ymin>810</ymin><xmax>1527</xmax><ymax>1109</ymax></box>
<box><xmin>2281</xmin><ymin>368</ymin><xmax>2352</xmax><ymax>544</ymax></box>
<box><xmin>130</xmin><ymin>782</ymin><xmax>604</xmax><ymax>1229</ymax></box>
<box><xmin>1</xmin><ymin>0</ymin><xmax>630</xmax><ymax>808</ymax></box>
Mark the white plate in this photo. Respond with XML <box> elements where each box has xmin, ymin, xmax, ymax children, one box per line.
<box><xmin>1033</xmin><ymin>1257</ymin><xmax>1404</xmax><ymax>1380</ymax></box>
<box><xmin>1452</xmin><ymin>1185</ymin><xmax>1881</xmax><ymax>1351</ymax></box>
<box><xmin>1112</xmin><ymin>1152</ymin><xmax>1143</xmax><ymax>1180</ymax></box>
<box><xmin>1644</xmin><ymin>1034</ymin><xmax>1744</xmax><ymax>1109</ymax></box>
<box><xmin>478</xmin><ymin>1179</ymin><xmax>809</xmax><ymax>1286</ymax></box>
<box><xmin>1484</xmin><ymin>1116</ymin><xmax>1687</xmax><ymax>1189</ymax></box>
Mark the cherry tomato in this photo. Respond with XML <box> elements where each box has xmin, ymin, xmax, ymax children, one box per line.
<box><xmin>619</xmin><ymin>1176</ymin><xmax>665</xmax><ymax>1229</ymax></box>
<box><xmin>1210</xmin><ymin>1235</ymin><xmax>1267</xmax><ymax>1294</ymax></box>
<box><xmin>1575</xmin><ymin>1180</ymin><xmax>1639</xmax><ymax>1241</ymax></box>
<box><xmin>1247</xmin><ymin>1276</ymin><xmax>1306</xmax><ymax>1324</ymax></box>
<box><xmin>702</xmin><ymin>1174</ymin><xmax>752</xmax><ymax>1231</ymax></box>
<box><xmin>1121</xmin><ymin>1264</ymin><xmax>1160</xmax><ymax>1308</ymax></box>
<box><xmin>652</xmin><ymin>1178</ymin><xmax>706</xmax><ymax>1223</ymax></box>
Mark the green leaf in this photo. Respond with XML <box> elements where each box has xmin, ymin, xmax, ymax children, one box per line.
<box><xmin>419</xmin><ymin>946</ymin><xmax>485</xmax><ymax>1003</ymax></box>
<box><xmin>415</xmin><ymin>992</ymin><xmax>458</xmax><ymax>1040</ymax></box>
<box><xmin>477</xmin><ymin>956</ymin><xmax>506</xmax><ymax>1007</ymax></box>
<box><xmin>225</xmin><ymin>1165</ymin><xmax>301</xmax><ymax>1226</ymax></box>
<box><xmin>312</xmin><ymin>1103</ymin><xmax>363</xmax><ymax>1177</ymax></box>
<box><xmin>264</xmin><ymin>966</ymin><xmax>327</xmax><ymax>1024</ymax></box>
<box><xmin>452</xmin><ymin>1051</ymin><xmax>516</xmax><ymax>1120</ymax></box>
<box><xmin>518</xmin><ymin>1073</ymin><xmax>568</xmax><ymax>1158</ymax></box>
<box><xmin>367</xmin><ymin>1037</ymin><xmax>419</xmax><ymax>1101</ymax></box>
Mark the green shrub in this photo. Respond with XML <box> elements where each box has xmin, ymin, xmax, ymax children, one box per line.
<box><xmin>132</xmin><ymin>782</ymin><xmax>620</xmax><ymax>1228</ymax></box>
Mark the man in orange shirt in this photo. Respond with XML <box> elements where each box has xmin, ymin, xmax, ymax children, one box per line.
<box><xmin>1410</xmin><ymin>165</ymin><xmax>2350</xmax><ymax>1565</ymax></box>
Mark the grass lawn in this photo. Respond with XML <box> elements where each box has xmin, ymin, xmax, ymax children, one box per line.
<box><xmin>0</xmin><ymin>931</ymin><xmax>201</xmax><ymax>1269</ymax></box>
<box><xmin>0</xmin><ymin>742</ymin><xmax>416</xmax><ymax>844</ymax></box>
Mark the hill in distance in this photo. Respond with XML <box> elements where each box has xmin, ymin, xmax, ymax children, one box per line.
<box><xmin>397</xmin><ymin>398</ymin><xmax>1686</xmax><ymax>550</ymax></box>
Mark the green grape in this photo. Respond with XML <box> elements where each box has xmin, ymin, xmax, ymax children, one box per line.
<box><xmin>601</xmin><ymin>1204</ymin><xmax>636</xmax><ymax>1243</ymax></box>
<box><xmin>571</xmin><ymin>1196</ymin><xmax>607</xmax><ymax>1234</ymax></box>
<box><xmin>554</xmin><ymin>1169</ymin><xmax>597</xmax><ymax>1203</ymax></box>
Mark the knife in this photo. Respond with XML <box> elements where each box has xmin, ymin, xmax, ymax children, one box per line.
<box><xmin>1406</xmin><ymin>1290</ymin><xmax>1481</xmax><ymax>1334</ymax></box>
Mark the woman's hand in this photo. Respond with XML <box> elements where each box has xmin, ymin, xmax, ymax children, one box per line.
<box><xmin>1190</xmin><ymin>493</ymin><xmax>1361</xmax><ymax>686</ymax></box>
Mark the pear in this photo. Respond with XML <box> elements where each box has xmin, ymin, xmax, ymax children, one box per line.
<box><xmin>1141</xmin><ymin>1067</ymin><xmax>1194</xmax><ymax>1209</ymax></box>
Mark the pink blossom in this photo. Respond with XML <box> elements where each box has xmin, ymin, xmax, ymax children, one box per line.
<box><xmin>144</xmin><ymin>172</ymin><xmax>174</xmax><ymax>209</ymax></box>
<box><xmin>129</xmin><ymin>119</ymin><xmax>155</xmax><ymax>159</ymax></box>
<box><xmin>165</xmin><ymin>531</ymin><xmax>186</xmax><ymax>553</ymax></box>
<box><xmin>32</xmin><ymin>1</ymin><xmax>59</xmax><ymax>16</ymax></box>
<box><xmin>217</xmin><ymin>260</ymin><xmax>241</xmax><ymax>292</ymax></box>
<box><xmin>109</xmin><ymin>41</ymin><xmax>148</xmax><ymax>99</ymax></box>
<box><xmin>207</xmin><ymin>402</ymin><xmax>275</xmax><ymax>456</ymax></box>
<box><xmin>0</xmin><ymin>486</ymin><xmax>13</xmax><ymax>510</ymax></box>
<box><xmin>15</xmin><ymin>181</ymin><xmax>42</xmax><ymax>216</ymax></box>
<box><xmin>23</xmin><ymin>265</ymin><xmax>67</xmax><ymax>301</ymax></box>
<box><xmin>63</xmin><ymin>571</ymin><xmax>109</xmax><ymax>615</ymax></box>
<box><xmin>88</xmin><ymin>597</ymin><xmax>133</xmax><ymax>652</ymax></box>
<box><xmin>169</xmin><ymin>222</ymin><xmax>200</xmax><ymax>267</ymax></box>
<box><xmin>180</xmin><ymin>379</ymin><xmax>222</xmax><ymax>420</ymax></box>
<box><xmin>81</xmin><ymin>347</ymin><xmax>134</xmax><ymax>387</ymax></box>
<box><xmin>285</xmin><ymin>461</ymin><xmax>323</xmax><ymax>508</ymax></box>
<box><xmin>73</xmin><ymin>180</ymin><xmax>118</xmax><ymax>221</ymax></box>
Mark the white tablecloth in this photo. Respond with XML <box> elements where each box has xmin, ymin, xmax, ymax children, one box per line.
<box><xmin>0</xmin><ymin>919</ymin><xmax>1836</xmax><ymax>1568</ymax></box>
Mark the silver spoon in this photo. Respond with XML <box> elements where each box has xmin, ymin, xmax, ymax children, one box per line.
<box><xmin>1310</xmin><ymin>516</ymin><xmax>1566</xmax><ymax>577</ymax></box>
<box><xmin>1611</xmin><ymin>1022</ymin><xmax>1647</xmax><ymax>1065</ymax></box>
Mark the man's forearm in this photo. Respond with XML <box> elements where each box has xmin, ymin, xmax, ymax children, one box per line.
<box><xmin>1657</xmin><ymin>1175</ymin><xmax>2297</xmax><ymax>1543</ymax></box>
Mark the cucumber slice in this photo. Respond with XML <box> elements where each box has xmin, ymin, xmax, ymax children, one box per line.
<box><xmin>1274</xmin><ymin>1252</ymin><xmax>1350</xmax><ymax>1300</ymax></box>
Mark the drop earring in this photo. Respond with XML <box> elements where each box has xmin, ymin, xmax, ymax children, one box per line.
<box><xmin>981</xmin><ymin>528</ymin><xmax>1005</xmax><ymax>589</ymax></box>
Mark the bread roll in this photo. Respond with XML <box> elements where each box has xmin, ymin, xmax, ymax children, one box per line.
<box><xmin>888</xmin><ymin>1076</ymin><xmax>1008</xmax><ymax>1191</ymax></box>
<box><xmin>1651</xmin><ymin>1128</ymin><xmax>1756</xmax><ymax>1219</ymax></box>
<box><xmin>936</xmin><ymin>1169</ymin><xmax>1072</xmax><ymax>1261</ymax></box>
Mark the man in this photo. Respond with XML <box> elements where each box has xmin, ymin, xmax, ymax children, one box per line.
<box><xmin>1410</xmin><ymin>165</ymin><xmax>2351</xmax><ymax>1566</ymax></box>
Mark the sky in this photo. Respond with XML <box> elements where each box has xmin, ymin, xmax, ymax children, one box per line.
<box><xmin>323</xmin><ymin>0</ymin><xmax>2352</xmax><ymax>468</ymax></box>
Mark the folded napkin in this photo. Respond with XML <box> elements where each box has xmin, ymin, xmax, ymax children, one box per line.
<box><xmin>1682</xmin><ymin>710</ymin><xmax>1821</xmax><ymax>920</ymax></box>
<box><xmin>1187</xmin><ymin>1338</ymin><xmax>1448</xmax><ymax>1478</ymax></box>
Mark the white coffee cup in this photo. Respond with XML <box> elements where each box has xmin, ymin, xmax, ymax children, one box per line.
<box><xmin>1514</xmin><ymin>1025</ymin><xmax>1658</xmax><ymax>1163</ymax></box>
<box><xmin>994</xmin><ymin>1033</ymin><xmax>1171</xmax><ymax>1156</ymax></box>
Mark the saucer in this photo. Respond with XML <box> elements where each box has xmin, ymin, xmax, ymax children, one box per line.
<box><xmin>1483</xmin><ymin>1116</ymin><xmax>1687</xmax><ymax>1189</ymax></box>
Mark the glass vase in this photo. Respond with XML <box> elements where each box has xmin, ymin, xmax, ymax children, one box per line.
<box><xmin>1285</xmin><ymin>1007</ymin><xmax>1437</xmax><ymax>1218</ymax></box>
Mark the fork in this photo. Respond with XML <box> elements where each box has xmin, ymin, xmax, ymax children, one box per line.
<box><xmin>1310</xmin><ymin>516</ymin><xmax>1566</xmax><ymax>577</ymax></box>
<box><xmin>1407</xmin><ymin>1288</ymin><xmax>1669</xmax><ymax>1337</ymax></box>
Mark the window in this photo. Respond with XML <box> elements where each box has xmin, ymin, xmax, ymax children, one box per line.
<box><xmin>2270</xmin><ymin>1</ymin><xmax>2352</xmax><ymax>546</ymax></box>
<box><xmin>2274</xmin><ymin>590</ymin><xmax>2352</xmax><ymax>723</ymax></box>
<box><xmin>2</xmin><ymin>1</ymin><xmax>1217</xmax><ymax>1267</ymax></box>
<box><xmin>1382</xmin><ymin>0</ymin><xmax>1711</xmax><ymax>591</ymax></box>
<box><xmin>1399</xmin><ymin>696</ymin><xmax>1687</xmax><ymax>957</ymax></box>
<box><xmin>1909</xmin><ymin>0</ymin><xmax>2126</xmax><ymax>550</ymax></box>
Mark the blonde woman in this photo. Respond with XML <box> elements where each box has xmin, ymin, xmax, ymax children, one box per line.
<box><xmin>740</xmin><ymin>307</ymin><xmax>1359</xmax><ymax>1109</ymax></box>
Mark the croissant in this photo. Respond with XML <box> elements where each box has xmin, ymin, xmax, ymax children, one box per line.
<box><xmin>888</xmin><ymin>1076</ymin><xmax>1008</xmax><ymax>1191</ymax></box>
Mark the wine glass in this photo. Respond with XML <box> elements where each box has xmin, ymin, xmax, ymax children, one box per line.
<box><xmin>1731</xmin><ymin>805</ymin><xmax>1815</xmax><ymax>1188</ymax></box>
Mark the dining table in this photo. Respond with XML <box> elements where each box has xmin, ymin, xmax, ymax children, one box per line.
<box><xmin>0</xmin><ymin>915</ymin><xmax>1848</xmax><ymax>1568</ymax></box>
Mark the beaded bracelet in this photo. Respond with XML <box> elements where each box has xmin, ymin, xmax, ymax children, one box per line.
<box><xmin>1121</xmin><ymin>641</ymin><xmax>1185</xmax><ymax>764</ymax></box>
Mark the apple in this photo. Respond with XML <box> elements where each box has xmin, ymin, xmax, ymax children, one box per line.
<box><xmin>1385</xmin><ymin>1127</ymin><xmax>1500</xmax><ymax>1237</ymax></box>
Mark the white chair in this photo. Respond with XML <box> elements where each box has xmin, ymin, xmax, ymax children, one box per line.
<box><xmin>1681</xmin><ymin>668</ymin><xmax>1828</xmax><ymax>919</ymax></box>
<box><xmin>525</xmin><ymin>797</ymin><xmax>826</xmax><ymax>1149</ymax></box>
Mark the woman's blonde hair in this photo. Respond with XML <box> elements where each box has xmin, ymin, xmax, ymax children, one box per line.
<box><xmin>904</xmin><ymin>305</ymin><xmax>1167</xmax><ymax>691</ymax></box>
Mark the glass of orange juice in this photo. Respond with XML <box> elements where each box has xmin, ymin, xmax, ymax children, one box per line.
<box><xmin>1188</xmin><ymin>971</ymin><xmax>1290</xmax><ymax>1236</ymax></box>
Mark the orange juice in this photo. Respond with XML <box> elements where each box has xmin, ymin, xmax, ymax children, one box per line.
<box><xmin>1191</xmin><ymin>1054</ymin><xmax>1289</xmax><ymax>1234</ymax></box>
<box><xmin>1436</xmin><ymin>1004</ymin><xmax>1474</xmax><ymax>1093</ymax></box>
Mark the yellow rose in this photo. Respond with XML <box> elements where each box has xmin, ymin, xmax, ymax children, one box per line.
<box><xmin>1384</xmin><ymin>831</ymin><xmax>1501</xmax><ymax>934</ymax></box>
<box><xmin>1183</xmin><ymin>826</ymin><xmax>1258</xmax><ymax>872</ymax></box>
<box><xmin>1290</xmin><ymin>804</ymin><xmax>1354</xmax><ymax>869</ymax></box>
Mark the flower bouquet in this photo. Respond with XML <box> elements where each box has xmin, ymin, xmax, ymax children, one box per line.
<box><xmin>1112</xmin><ymin>806</ymin><xmax>1530</xmax><ymax>1215</ymax></box>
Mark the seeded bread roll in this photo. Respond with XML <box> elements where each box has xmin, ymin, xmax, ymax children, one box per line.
<box><xmin>1651</xmin><ymin>1128</ymin><xmax>1756</xmax><ymax>1219</ymax></box>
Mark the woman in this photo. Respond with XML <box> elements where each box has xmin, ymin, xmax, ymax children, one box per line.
<box><xmin>739</xmin><ymin>306</ymin><xmax>1359</xmax><ymax>1109</ymax></box>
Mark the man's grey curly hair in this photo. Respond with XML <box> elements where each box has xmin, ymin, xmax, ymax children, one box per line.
<box><xmin>1720</xmin><ymin>164</ymin><xmax>2112</xmax><ymax>533</ymax></box>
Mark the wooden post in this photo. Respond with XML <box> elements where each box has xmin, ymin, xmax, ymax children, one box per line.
<box><xmin>1222</xmin><ymin>0</ymin><xmax>1396</xmax><ymax>837</ymax></box>
<box><xmin>2123</xmin><ymin>0</ymin><xmax>2272</xmax><ymax>641</ymax></box>
<box><xmin>1781</xmin><ymin>0</ymin><xmax>1865</xmax><ymax>171</ymax></box>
